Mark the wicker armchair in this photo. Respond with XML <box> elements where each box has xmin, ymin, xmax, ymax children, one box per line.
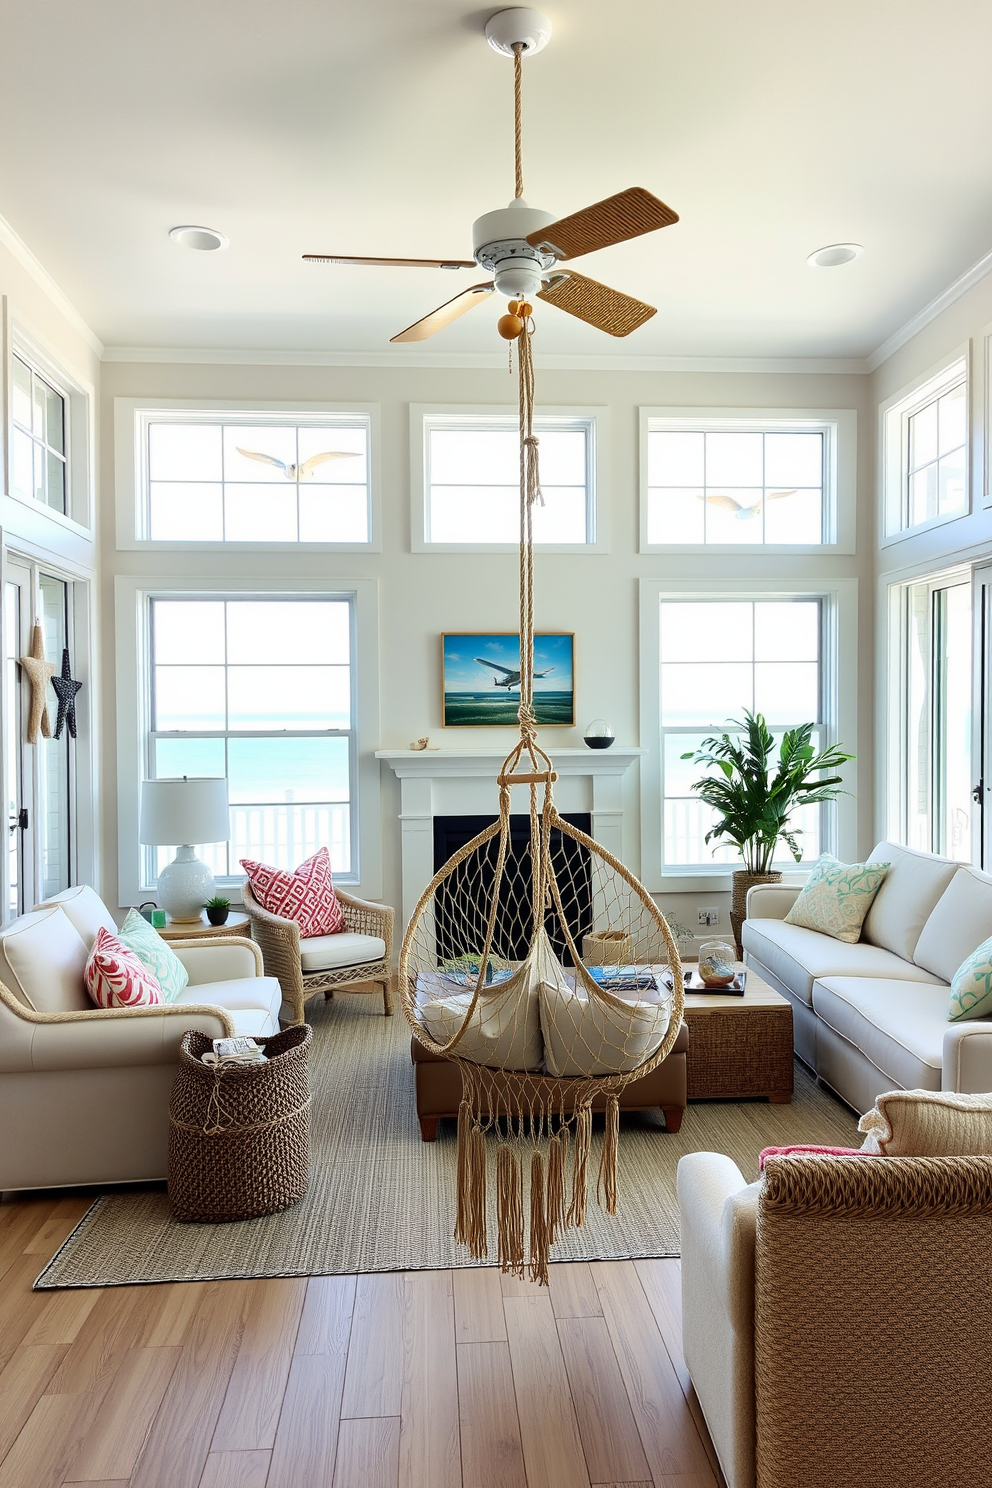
<box><xmin>241</xmin><ymin>882</ymin><xmax>394</xmax><ymax>1026</ymax></box>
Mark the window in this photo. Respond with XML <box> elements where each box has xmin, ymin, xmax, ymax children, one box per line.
<box><xmin>890</xmin><ymin>571</ymin><xmax>972</xmax><ymax>859</ymax></box>
<box><xmin>10</xmin><ymin>353</ymin><xmax>67</xmax><ymax>515</ymax></box>
<box><xmin>658</xmin><ymin>598</ymin><xmax>825</xmax><ymax>871</ymax></box>
<box><xmin>883</xmin><ymin>356</ymin><xmax>968</xmax><ymax>538</ymax></box>
<box><xmin>134</xmin><ymin>410</ymin><xmax>372</xmax><ymax>543</ymax></box>
<box><xmin>642</xmin><ymin>411</ymin><xmax>850</xmax><ymax>549</ymax></box>
<box><xmin>416</xmin><ymin>410</ymin><xmax>598</xmax><ymax>547</ymax></box>
<box><xmin>146</xmin><ymin>597</ymin><xmax>354</xmax><ymax>882</ymax></box>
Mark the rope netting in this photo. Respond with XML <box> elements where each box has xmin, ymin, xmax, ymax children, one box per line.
<box><xmin>398</xmin><ymin>319</ymin><xmax>685</xmax><ymax>1284</ymax></box>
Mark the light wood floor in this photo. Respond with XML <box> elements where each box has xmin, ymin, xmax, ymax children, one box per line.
<box><xmin>0</xmin><ymin>1191</ymin><xmax>724</xmax><ymax>1488</ymax></box>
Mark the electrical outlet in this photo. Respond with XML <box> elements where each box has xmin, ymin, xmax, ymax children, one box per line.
<box><xmin>697</xmin><ymin>906</ymin><xmax>720</xmax><ymax>926</ymax></box>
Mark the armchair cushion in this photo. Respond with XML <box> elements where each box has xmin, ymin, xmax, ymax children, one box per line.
<box><xmin>36</xmin><ymin>884</ymin><xmax>118</xmax><ymax>947</ymax></box>
<box><xmin>118</xmin><ymin>908</ymin><xmax>189</xmax><ymax>1001</ymax></box>
<box><xmin>240</xmin><ymin>846</ymin><xmax>344</xmax><ymax>936</ymax></box>
<box><xmin>858</xmin><ymin>1088</ymin><xmax>992</xmax><ymax>1155</ymax></box>
<box><xmin>173</xmin><ymin>976</ymin><xmax>283</xmax><ymax>1021</ymax></box>
<box><xmin>0</xmin><ymin>906</ymin><xmax>90</xmax><ymax>1013</ymax></box>
<box><xmin>300</xmin><ymin>932</ymin><xmax>386</xmax><ymax>971</ymax></box>
<box><xmin>85</xmin><ymin>927</ymin><xmax>164</xmax><ymax>1009</ymax></box>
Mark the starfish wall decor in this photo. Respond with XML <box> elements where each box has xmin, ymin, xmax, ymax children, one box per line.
<box><xmin>51</xmin><ymin>649</ymin><xmax>83</xmax><ymax>740</ymax></box>
<box><xmin>19</xmin><ymin>624</ymin><xmax>55</xmax><ymax>744</ymax></box>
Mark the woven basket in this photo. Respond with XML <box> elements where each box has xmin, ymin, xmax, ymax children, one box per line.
<box><xmin>168</xmin><ymin>1023</ymin><xmax>312</xmax><ymax>1223</ymax></box>
<box><xmin>730</xmin><ymin>869</ymin><xmax>783</xmax><ymax>957</ymax></box>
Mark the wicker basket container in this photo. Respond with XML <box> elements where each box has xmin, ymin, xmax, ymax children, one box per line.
<box><xmin>582</xmin><ymin>929</ymin><xmax>634</xmax><ymax>965</ymax></box>
<box><xmin>168</xmin><ymin>1023</ymin><xmax>312</xmax><ymax>1223</ymax></box>
<box><xmin>730</xmin><ymin>869</ymin><xmax>783</xmax><ymax>957</ymax></box>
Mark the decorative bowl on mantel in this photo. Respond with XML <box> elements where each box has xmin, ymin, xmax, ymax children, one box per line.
<box><xmin>583</xmin><ymin>719</ymin><xmax>615</xmax><ymax>749</ymax></box>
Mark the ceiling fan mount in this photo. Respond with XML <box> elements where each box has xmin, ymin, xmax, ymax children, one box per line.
<box><xmin>303</xmin><ymin>8</ymin><xmax>679</xmax><ymax>342</ymax></box>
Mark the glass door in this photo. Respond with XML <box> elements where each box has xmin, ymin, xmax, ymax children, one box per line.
<box><xmin>4</xmin><ymin>561</ymin><xmax>35</xmax><ymax>917</ymax></box>
<box><xmin>974</xmin><ymin>563</ymin><xmax>992</xmax><ymax>870</ymax></box>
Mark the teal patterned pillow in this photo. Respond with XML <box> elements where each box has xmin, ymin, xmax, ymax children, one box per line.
<box><xmin>784</xmin><ymin>854</ymin><xmax>890</xmax><ymax>944</ymax></box>
<box><xmin>118</xmin><ymin>907</ymin><xmax>189</xmax><ymax>1003</ymax></box>
<box><xmin>948</xmin><ymin>935</ymin><xmax>992</xmax><ymax>1020</ymax></box>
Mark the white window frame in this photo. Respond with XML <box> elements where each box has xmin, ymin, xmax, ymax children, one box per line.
<box><xmin>639</xmin><ymin>407</ymin><xmax>855</xmax><ymax>555</ymax></box>
<box><xmin>3</xmin><ymin>314</ymin><xmax>94</xmax><ymax>537</ymax></box>
<box><xmin>114</xmin><ymin>398</ymin><xmax>381</xmax><ymax>552</ymax></box>
<box><xmin>884</xmin><ymin>563</ymin><xmax>973</xmax><ymax>853</ymax></box>
<box><xmin>410</xmin><ymin>404</ymin><xmax>608</xmax><ymax>553</ymax></box>
<box><xmin>114</xmin><ymin>574</ymin><xmax>382</xmax><ymax>908</ymax></box>
<box><xmin>880</xmin><ymin>349</ymin><xmax>969</xmax><ymax>544</ymax></box>
<box><xmin>638</xmin><ymin>576</ymin><xmax>859</xmax><ymax>893</ymax></box>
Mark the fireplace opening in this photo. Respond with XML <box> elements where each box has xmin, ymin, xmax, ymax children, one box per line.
<box><xmin>432</xmin><ymin>813</ymin><xmax>592</xmax><ymax>966</ymax></box>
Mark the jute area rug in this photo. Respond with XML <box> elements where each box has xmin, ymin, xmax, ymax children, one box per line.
<box><xmin>37</xmin><ymin>994</ymin><xmax>860</xmax><ymax>1289</ymax></box>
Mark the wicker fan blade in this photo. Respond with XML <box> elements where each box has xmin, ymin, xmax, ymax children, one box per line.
<box><xmin>303</xmin><ymin>254</ymin><xmax>477</xmax><ymax>269</ymax></box>
<box><xmin>537</xmin><ymin>271</ymin><xmax>656</xmax><ymax>337</ymax></box>
<box><xmin>526</xmin><ymin>188</ymin><xmax>678</xmax><ymax>261</ymax></box>
<box><xmin>390</xmin><ymin>283</ymin><xmax>495</xmax><ymax>343</ymax></box>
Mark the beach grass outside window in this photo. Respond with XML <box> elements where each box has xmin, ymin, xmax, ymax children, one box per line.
<box><xmin>137</xmin><ymin>412</ymin><xmax>371</xmax><ymax>542</ymax></box>
<box><xmin>10</xmin><ymin>353</ymin><xmax>67</xmax><ymax>515</ymax></box>
<box><xmin>660</xmin><ymin>598</ymin><xmax>825</xmax><ymax>870</ymax></box>
<box><xmin>883</xmin><ymin>357</ymin><xmax>968</xmax><ymax>538</ymax></box>
<box><xmin>146</xmin><ymin>597</ymin><xmax>354</xmax><ymax>883</ymax></box>
<box><xmin>421</xmin><ymin>413</ymin><xmax>594</xmax><ymax>545</ymax></box>
<box><xmin>645</xmin><ymin>415</ymin><xmax>835</xmax><ymax>547</ymax></box>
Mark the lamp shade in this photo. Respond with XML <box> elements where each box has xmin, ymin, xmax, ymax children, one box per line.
<box><xmin>139</xmin><ymin>777</ymin><xmax>230</xmax><ymax>847</ymax></box>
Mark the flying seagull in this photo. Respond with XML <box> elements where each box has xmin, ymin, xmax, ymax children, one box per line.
<box><xmin>475</xmin><ymin>658</ymin><xmax>555</xmax><ymax>690</ymax></box>
<box><xmin>698</xmin><ymin>490</ymin><xmax>798</xmax><ymax>520</ymax></box>
<box><xmin>236</xmin><ymin>448</ymin><xmax>360</xmax><ymax>481</ymax></box>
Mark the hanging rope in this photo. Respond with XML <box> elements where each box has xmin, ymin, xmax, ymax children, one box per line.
<box><xmin>513</xmin><ymin>43</ymin><xmax>524</xmax><ymax>199</ymax></box>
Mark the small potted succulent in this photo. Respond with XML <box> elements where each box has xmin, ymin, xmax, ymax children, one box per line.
<box><xmin>204</xmin><ymin>894</ymin><xmax>231</xmax><ymax>927</ymax></box>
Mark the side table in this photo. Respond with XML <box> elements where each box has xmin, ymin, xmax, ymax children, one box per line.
<box><xmin>682</xmin><ymin>963</ymin><xmax>794</xmax><ymax>1103</ymax></box>
<box><xmin>158</xmin><ymin>911</ymin><xmax>251</xmax><ymax>942</ymax></box>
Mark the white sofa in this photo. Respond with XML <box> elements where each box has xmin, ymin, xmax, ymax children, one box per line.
<box><xmin>0</xmin><ymin>885</ymin><xmax>284</xmax><ymax>1190</ymax></box>
<box><xmin>742</xmin><ymin>840</ymin><xmax>992</xmax><ymax>1111</ymax></box>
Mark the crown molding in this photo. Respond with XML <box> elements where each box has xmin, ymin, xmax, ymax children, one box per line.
<box><xmin>99</xmin><ymin>343</ymin><xmax>868</xmax><ymax>374</ymax></box>
<box><xmin>866</xmin><ymin>244</ymin><xmax>992</xmax><ymax>374</ymax></box>
<box><xmin>0</xmin><ymin>212</ymin><xmax>103</xmax><ymax>357</ymax></box>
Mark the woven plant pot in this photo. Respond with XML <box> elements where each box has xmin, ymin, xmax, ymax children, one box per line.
<box><xmin>730</xmin><ymin>869</ymin><xmax>783</xmax><ymax>957</ymax></box>
<box><xmin>168</xmin><ymin>1023</ymin><xmax>312</xmax><ymax>1223</ymax></box>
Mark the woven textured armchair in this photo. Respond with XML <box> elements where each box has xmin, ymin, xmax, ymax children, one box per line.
<box><xmin>241</xmin><ymin>881</ymin><xmax>394</xmax><ymax>1026</ymax></box>
<box><xmin>678</xmin><ymin>1149</ymin><xmax>992</xmax><ymax>1488</ymax></box>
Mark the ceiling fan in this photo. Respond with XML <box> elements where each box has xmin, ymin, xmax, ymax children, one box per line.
<box><xmin>303</xmin><ymin>7</ymin><xmax>679</xmax><ymax>343</ymax></box>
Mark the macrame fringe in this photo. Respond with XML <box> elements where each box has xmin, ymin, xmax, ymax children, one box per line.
<box><xmin>598</xmin><ymin>1094</ymin><xmax>620</xmax><ymax>1215</ymax></box>
<box><xmin>546</xmin><ymin>1127</ymin><xmax>568</xmax><ymax>1246</ymax></box>
<box><xmin>496</xmin><ymin>1142</ymin><xmax>525</xmax><ymax>1276</ymax></box>
<box><xmin>454</xmin><ymin>1100</ymin><xmax>488</xmax><ymax>1257</ymax></box>
<box><xmin>568</xmin><ymin>1103</ymin><xmax>593</xmax><ymax>1228</ymax></box>
<box><xmin>529</xmin><ymin>1149</ymin><xmax>550</xmax><ymax>1285</ymax></box>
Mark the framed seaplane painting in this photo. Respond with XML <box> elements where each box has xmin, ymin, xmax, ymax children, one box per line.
<box><xmin>441</xmin><ymin>632</ymin><xmax>575</xmax><ymax>727</ymax></box>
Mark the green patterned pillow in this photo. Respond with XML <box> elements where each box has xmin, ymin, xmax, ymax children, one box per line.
<box><xmin>784</xmin><ymin>854</ymin><xmax>890</xmax><ymax>944</ymax></box>
<box><xmin>948</xmin><ymin>935</ymin><xmax>992</xmax><ymax>1020</ymax></box>
<box><xmin>118</xmin><ymin>907</ymin><xmax>189</xmax><ymax>1003</ymax></box>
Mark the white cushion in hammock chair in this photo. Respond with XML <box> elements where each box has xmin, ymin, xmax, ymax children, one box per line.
<box><xmin>540</xmin><ymin>972</ymin><xmax>673</xmax><ymax>1079</ymax></box>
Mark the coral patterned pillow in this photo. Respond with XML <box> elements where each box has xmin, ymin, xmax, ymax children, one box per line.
<box><xmin>240</xmin><ymin>846</ymin><xmax>345</xmax><ymax>936</ymax></box>
<box><xmin>85</xmin><ymin>926</ymin><xmax>164</xmax><ymax>1009</ymax></box>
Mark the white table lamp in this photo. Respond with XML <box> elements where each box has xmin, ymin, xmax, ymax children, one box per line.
<box><xmin>139</xmin><ymin>776</ymin><xmax>230</xmax><ymax>923</ymax></box>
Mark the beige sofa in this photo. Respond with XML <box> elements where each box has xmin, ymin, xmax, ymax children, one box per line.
<box><xmin>742</xmin><ymin>840</ymin><xmax>992</xmax><ymax>1111</ymax></box>
<box><xmin>0</xmin><ymin>885</ymin><xmax>284</xmax><ymax>1190</ymax></box>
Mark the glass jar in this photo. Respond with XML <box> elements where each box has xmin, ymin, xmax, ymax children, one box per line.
<box><xmin>583</xmin><ymin>719</ymin><xmax>615</xmax><ymax>750</ymax></box>
<box><xmin>697</xmin><ymin>940</ymin><xmax>737</xmax><ymax>987</ymax></box>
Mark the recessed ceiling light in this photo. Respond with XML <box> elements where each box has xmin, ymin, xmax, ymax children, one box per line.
<box><xmin>807</xmin><ymin>242</ymin><xmax>863</xmax><ymax>268</ymax></box>
<box><xmin>169</xmin><ymin>225</ymin><xmax>228</xmax><ymax>252</ymax></box>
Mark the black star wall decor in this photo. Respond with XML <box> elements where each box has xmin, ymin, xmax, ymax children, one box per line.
<box><xmin>51</xmin><ymin>648</ymin><xmax>82</xmax><ymax>740</ymax></box>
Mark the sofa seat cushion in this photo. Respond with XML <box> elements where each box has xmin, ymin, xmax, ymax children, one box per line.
<box><xmin>173</xmin><ymin>975</ymin><xmax>283</xmax><ymax>1021</ymax></box>
<box><xmin>811</xmin><ymin>978</ymin><xmax>950</xmax><ymax>1092</ymax></box>
<box><xmin>742</xmin><ymin>918</ymin><xmax>943</xmax><ymax>1007</ymax></box>
<box><xmin>300</xmin><ymin>933</ymin><xmax>386</xmax><ymax>972</ymax></box>
<box><xmin>860</xmin><ymin>841</ymin><xmax>960</xmax><ymax>962</ymax></box>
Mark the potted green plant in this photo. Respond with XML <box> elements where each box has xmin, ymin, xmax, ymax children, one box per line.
<box><xmin>682</xmin><ymin>710</ymin><xmax>854</xmax><ymax>954</ymax></box>
<box><xmin>204</xmin><ymin>894</ymin><xmax>231</xmax><ymax>927</ymax></box>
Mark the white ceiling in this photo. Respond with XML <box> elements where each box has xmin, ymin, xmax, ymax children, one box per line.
<box><xmin>3</xmin><ymin>0</ymin><xmax>992</xmax><ymax>360</ymax></box>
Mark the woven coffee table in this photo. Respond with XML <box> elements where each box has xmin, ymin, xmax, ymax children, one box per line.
<box><xmin>682</xmin><ymin>963</ymin><xmax>793</xmax><ymax>1103</ymax></box>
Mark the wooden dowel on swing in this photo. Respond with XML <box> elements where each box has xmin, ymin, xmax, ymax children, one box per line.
<box><xmin>497</xmin><ymin>770</ymin><xmax>559</xmax><ymax>786</ymax></box>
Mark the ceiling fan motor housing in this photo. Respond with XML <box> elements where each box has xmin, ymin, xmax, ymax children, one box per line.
<box><xmin>473</xmin><ymin>199</ymin><xmax>558</xmax><ymax>298</ymax></box>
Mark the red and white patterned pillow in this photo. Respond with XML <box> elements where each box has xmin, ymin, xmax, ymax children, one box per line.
<box><xmin>240</xmin><ymin>846</ymin><xmax>345</xmax><ymax>937</ymax></box>
<box><xmin>85</xmin><ymin>926</ymin><xmax>164</xmax><ymax>1009</ymax></box>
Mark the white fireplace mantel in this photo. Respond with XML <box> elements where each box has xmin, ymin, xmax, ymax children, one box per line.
<box><xmin>376</xmin><ymin>747</ymin><xmax>642</xmax><ymax>925</ymax></box>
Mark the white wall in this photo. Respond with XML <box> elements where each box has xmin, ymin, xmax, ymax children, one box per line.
<box><xmin>100</xmin><ymin>357</ymin><xmax>874</xmax><ymax>934</ymax></box>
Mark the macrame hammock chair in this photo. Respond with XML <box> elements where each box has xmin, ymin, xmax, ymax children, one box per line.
<box><xmin>398</xmin><ymin>47</ymin><xmax>684</xmax><ymax>1287</ymax></box>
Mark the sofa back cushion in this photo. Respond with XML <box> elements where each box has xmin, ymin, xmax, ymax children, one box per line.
<box><xmin>859</xmin><ymin>841</ymin><xmax>960</xmax><ymax>962</ymax></box>
<box><xmin>913</xmin><ymin>866</ymin><xmax>992</xmax><ymax>983</ymax></box>
<box><xmin>36</xmin><ymin>884</ymin><xmax>117</xmax><ymax>949</ymax></box>
<box><xmin>0</xmin><ymin>905</ymin><xmax>90</xmax><ymax>1013</ymax></box>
